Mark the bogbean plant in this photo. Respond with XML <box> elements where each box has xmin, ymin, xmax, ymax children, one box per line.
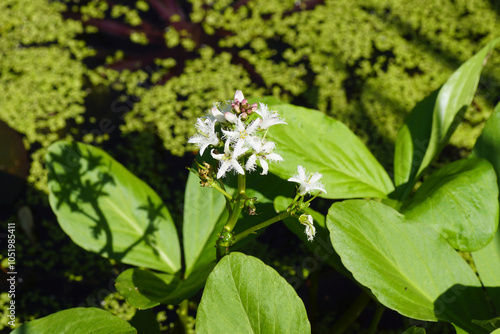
<box><xmin>13</xmin><ymin>38</ymin><xmax>500</xmax><ymax>334</ymax></box>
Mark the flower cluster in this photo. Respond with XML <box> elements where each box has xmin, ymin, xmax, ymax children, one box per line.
<box><xmin>188</xmin><ymin>90</ymin><xmax>286</xmax><ymax>179</ymax></box>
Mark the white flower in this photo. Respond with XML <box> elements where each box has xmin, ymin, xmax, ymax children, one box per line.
<box><xmin>211</xmin><ymin>141</ymin><xmax>246</xmax><ymax>179</ymax></box>
<box><xmin>222</xmin><ymin>116</ymin><xmax>260</xmax><ymax>150</ymax></box>
<box><xmin>210</xmin><ymin>105</ymin><xmax>237</xmax><ymax>124</ymax></box>
<box><xmin>299</xmin><ymin>214</ymin><xmax>316</xmax><ymax>241</ymax></box>
<box><xmin>245</xmin><ymin>140</ymin><xmax>283</xmax><ymax>175</ymax></box>
<box><xmin>234</xmin><ymin>90</ymin><xmax>245</xmax><ymax>103</ymax></box>
<box><xmin>255</xmin><ymin>103</ymin><xmax>287</xmax><ymax>129</ymax></box>
<box><xmin>288</xmin><ymin>165</ymin><xmax>327</xmax><ymax>195</ymax></box>
<box><xmin>188</xmin><ymin>117</ymin><xmax>219</xmax><ymax>156</ymax></box>
<box><xmin>209</xmin><ymin>105</ymin><xmax>226</xmax><ymax>123</ymax></box>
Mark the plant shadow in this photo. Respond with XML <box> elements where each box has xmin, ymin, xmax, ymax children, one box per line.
<box><xmin>46</xmin><ymin>141</ymin><xmax>168</xmax><ymax>266</ymax></box>
<box><xmin>434</xmin><ymin>284</ymin><xmax>500</xmax><ymax>333</ymax></box>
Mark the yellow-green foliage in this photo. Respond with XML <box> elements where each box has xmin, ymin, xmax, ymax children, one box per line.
<box><xmin>2</xmin><ymin>0</ymin><xmax>500</xmax><ymax>190</ymax></box>
<box><xmin>122</xmin><ymin>48</ymin><xmax>263</xmax><ymax>156</ymax></box>
<box><xmin>85</xmin><ymin>0</ymin><xmax>500</xmax><ymax>167</ymax></box>
<box><xmin>187</xmin><ymin>0</ymin><xmax>500</xmax><ymax>164</ymax></box>
<box><xmin>0</xmin><ymin>0</ymin><xmax>92</xmax><ymax>192</ymax></box>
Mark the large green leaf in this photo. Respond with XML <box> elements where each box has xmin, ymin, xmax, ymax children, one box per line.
<box><xmin>183</xmin><ymin>165</ymin><xmax>228</xmax><ymax>278</ymax></box>
<box><xmin>46</xmin><ymin>141</ymin><xmax>181</xmax><ymax>273</ymax></box>
<box><xmin>115</xmin><ymin>264</ymin><xmax>214</xmax><ymax>308</ymax></box>
<box><xmin>11</xmin><ymin>308</ymin><xmax>136</xmax><ymax>334</ymax></box>
<box><xmin>394</xmin><ymin>38</ymin><xmax>500</xmax><ymax>199</ymax></box>
<box><xmin>402</xmin><ymin>158</ymin><xmax>498</xmax><ymax>251</ymax></box>
<box><xmin>262</xmin><ymin>103</ymin><xmax>393</xmax><ymax>199</ymax></box>
<box><xmin>196</xmin><ymin>252</ymin><xmax>311</xmax><ymax>334</ymax></box>
<box><xmin>472</xmin><ymin>222</ymin><xmax>500</xmax><ymax>313</ymax></box>
<box><xmin>471</xmin><ymin>101</ymin><xmax>500</xmax><ymax>312</ymax></box>
<box><xmin>327</xmin><ymin>200</ymin><xmax>491</xmax><ymax>333</ymax></box>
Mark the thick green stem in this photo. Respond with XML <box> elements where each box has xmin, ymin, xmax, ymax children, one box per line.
<box><xmin>330</xmin><ymin>290</ymin><xmax>372</xmax><ymax>334</ymax></box>
<box><xmin>233</xmin><ymin>211</ymin><xmax>291</xmax><ymax>244</ymax></box>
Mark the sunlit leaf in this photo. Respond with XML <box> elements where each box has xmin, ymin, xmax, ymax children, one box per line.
<box><xmin>402</xmin><ymin>158</ymin><xmax>498</xmax><ymax>251</ymax></box>
<box><xmin>327</xmin><ymin>200</ymin><xmax>491</xmax><ymax>333</ymax></box>
<box><xmin>46</xmin><ymin>141</ymin><xmax>181</xmax><ymax>273</ymax></box>
<box><xmin>11</xmin><ymin>308</ymin><xmax>136</xmax><ymax>334</ymax></box>
<box><xmin>196</xmin><ymin>252</ymin><xmax>310</xmax><ymax>333</ymax></box>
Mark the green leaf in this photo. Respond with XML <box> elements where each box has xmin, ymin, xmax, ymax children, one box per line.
<box><xmin>472</xmin><ymin>317</ymin><xmax>500</xmax><ymax>332</ymax></box>
<box><xmin>183</xmin><ymin>165</ymin><xmax>228</xmax><ymax>278</ymax></box>
<box><xmin>402</xmin><ymin>326</ymin><xmax>426</xmax><ymax>334</ymax></box>
<box><xmin>473</xmin><ymin>101</ymin><xmax>500</xmax><ymax>171</ymax></box>
<box><xmin>116</xmin><ymin>264</ymin><xmax>214</xmax><ymax>307</ymax></box>
<box><xmin>472</xmin><ymin>227</ymin><xmax>500</xmax><ymax>312</ymax></box>
<box><xmin>196</xmin><ymin>252</ymin><xmax>311</xmax><ymax>334</ymax></box>
<box><xmin>471</xmin><ymin>101</ymin><xmax>500</xmax><ymax>312</ymax></box>
<box><xmin>46</xmin><ymin>141</ymin><xmax>181</xmax><ymax>273</ymax></box>
<box><xmin>129</xmin><ymin>309</ymin><xmax>160</xmax><ymax>334</ymax></box>
<box><xmin>262</xmin><ymin>103</ymin><xmax>394</xmax><ymax>199</ymax></box>
<box><xmin>402</xmin><ymin>158</ymin><xmax>499</xmax><ymax>251</ymax></box>
<box><xmin>11</xmin><ymin>308</ymin><xmax>136</xmax><ymax>334</ymax></box>
<box><xmin>327</xmin><ymin>200</ymin><xmax>491</xmax><ymax>333</ymax></box>
<box><xmin>394</xmin><ymin>38</ymin><xmax>500</xmax><ymax>199</ymax></box>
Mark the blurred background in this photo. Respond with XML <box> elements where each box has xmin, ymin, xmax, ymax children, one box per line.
<box><xmin>1</xmin><ymin>0</ymin><xmax>499</xmax><ymax>332</ymax></box>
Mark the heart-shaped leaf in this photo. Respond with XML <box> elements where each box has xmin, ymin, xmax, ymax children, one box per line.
<box><xmin>402</xmin><ymin>158</ymin><xmax>498</xmax><ymax>251</ymax></box>
<box><xmin>196</xmin><ymin>252</ymin><xmax>310</xmax><ymax>334</ymax></box>
<box><xmin>258</xmin><ymin>102</ymin><xmax>394</xmax><ymax>199</ymax></box>
<box><xmin>11</xmin><ymin>308</ymin><xmax>136</xmax><ymax>334</ymax></box>
<box><xmin>394</xmin><ymin>38</ymin><xmax>500</xmax><ymax>200</ymax></box>
<box><xmin>327</xmin><ymin>200</ymin><xmax>491</xmax><ymax>333</ymax></box>
<box><xmin>46</xmin><ymin>141</ymin><xmax>181</xmax><ymax>273</ymax></box>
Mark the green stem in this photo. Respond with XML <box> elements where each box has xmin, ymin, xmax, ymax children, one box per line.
<box><xmin>330</xmin><ymin>290</ymin><xmax>372</xmax><ymax>334</ymax></box>
<box><xmin>233</xmin><ymin>211</ymin><xmax>291</xmax><ymax>244</ymax></box>
<box><xmin>177</xmin><ymin>299</ymin><xmax>189</xmax><ymax>334</ymax></box>
<box><xmin>212</xmin><ymin>182</ymin><xmax>232</xmax><ymax>201</ymax></box>
<box><xmin>223</xmin><ymin>173</ymin><xmax>246</xmax><ymax>232</ymax></box>
<box><xmin>367</xmin><ymin>303</ymin><xmax>385</xmax><ymax>334</ymax></box>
